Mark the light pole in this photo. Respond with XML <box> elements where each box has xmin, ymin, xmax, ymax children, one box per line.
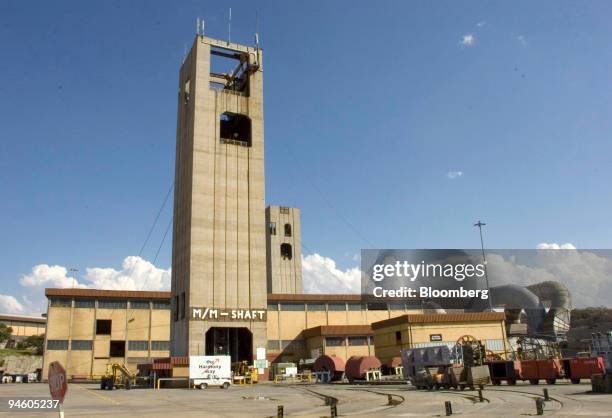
<box><xmin>68</xmin><ymin>268</ymin><xmax>78</xmax><ymax>289</ymax></box>
<box><xmin>473</xmin><ymin>221</ymin><xmax>493</xmax><ymax>310</ymax></box>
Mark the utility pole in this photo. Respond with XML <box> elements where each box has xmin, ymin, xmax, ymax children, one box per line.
<box><xmin>68</xmin><ymin>268</ymin><xmax>78</xmax><ymax>288</ymax></box>
<box><xmin>473</xmin><ymin>221</ymin><xmax>493</xmax><ymax>310</ymax></box>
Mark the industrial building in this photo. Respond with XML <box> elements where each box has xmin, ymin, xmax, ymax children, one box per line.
<box><xmin>40</xmin><ymin>34</ymin><xmax>513</xmax><ymax>379</ymax></box>
<box><xmin>41</xmin><ymin>289</ymin><xmax>170</xmax><ymax>380</ymax></box>
<box><xmin>42</xmin><ymin>288</ymin><xmax>511</xmax><ymax>379</ymax></box>
<box><xmin>0</xmin><ymin>314</ymin><xmax>46</xmax><ymax>346</ymax></box>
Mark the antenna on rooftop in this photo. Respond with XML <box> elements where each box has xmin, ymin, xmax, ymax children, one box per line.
<box><xmin>228</xmin><ymin>8</ymin><xmax>232</xmax><ymax>45</ymax></box>
<box><xmin>255</xmin><ymin>10</ymin><xmax>260</xmax><ymax>49</ymax></box>
<box><xmin>196</xmin><ymin>17</ymin><xmax>200</xmax><ymax>35</ymax></box>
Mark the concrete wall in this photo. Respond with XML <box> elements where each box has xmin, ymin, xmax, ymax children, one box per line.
<box><xmin>171</xmin><ymin>36</ymin><xmax>268</xmax><ymax>357</ymax></box>
<box><xmin>265</xmin><ymin>206</ymin><xmax>303</xmax><ymax>294</ymax></box>
<box><xmin>266</xmin><ymin>303</ymin><xmax>413</xmax><ymax>361</ymax></box>
<box><xmin>42</xmin><ymin>298</ymin><xmax>170</xmax><ymax>380</ymax></box>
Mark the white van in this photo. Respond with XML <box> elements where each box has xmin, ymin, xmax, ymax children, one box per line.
<box><xmin>190</xmin><ymin>356</ymin><xmax>232</xmax><ymax>389</ymax></box>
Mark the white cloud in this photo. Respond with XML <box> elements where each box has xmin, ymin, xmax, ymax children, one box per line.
<box><xmin>460</xmin><ymin>34</ymin><xmax>475</xmax><ymax>46</ymax></box>
<box><xmin>20</xmin><ymin>264</ymin><xmax>87</xmax><ymax>289</ymax></box>
<box><xmin>2</xmin><ymin>256</ymin><xmax>171</xmax><ymax>316</ymax></box>
<box><xmin>0</xmin><ymin>294</ymin><xmax>25</xmax><ymax>314</ymax></box>
<box><xmin>447</xmin><ymin>171</ymin><xmax>463</xmax><ymax>179</ymax></box>
<box><xmin>302</xmin><ymin>253</ymin><xmax>360</xmax><ymax>294</ymax></box>
<box><xmin>536</xmin><ymin>243</ymin><xmax>577</xmax><ymax>250</ymax></box>
<box><xmin>84</xmin><ymin>256</ymin><xmax>170</xmax><ymax>291</ymax></box>
<box><xmin>19</xmin><ymin>256</ymin><xmax>170</xmax><ymax>292</ymax></box>
<box><xmin>487</xmin><ymin>245</ymin><xmax>612</xmax><ymax>308</ymax></box>
<box><xmin>517</xmin><ymin>34</ymin><xmax>527</xmax><ymax>46</ymax></box>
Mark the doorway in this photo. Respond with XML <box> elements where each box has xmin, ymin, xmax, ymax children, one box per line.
<box><xmin>205</xmin><ymin>327</ymin><xmax>253</xmax><ymax>362</ymax></box>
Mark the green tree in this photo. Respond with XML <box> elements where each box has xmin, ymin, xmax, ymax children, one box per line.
<box><xmin>21</xmin><ymin>334</ymin><xmax>45</xmax><ymax>355</ymax></box>
<box><xmin>0</xmin><ymin>323</ymin><xmax>13</xmax><ymax>345</ymax></box>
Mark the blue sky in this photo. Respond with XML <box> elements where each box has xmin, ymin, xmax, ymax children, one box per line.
<box><xmin>1</xmin><ymin>1</ymin><xmax>612</xmax><ymax>313</ymax></box>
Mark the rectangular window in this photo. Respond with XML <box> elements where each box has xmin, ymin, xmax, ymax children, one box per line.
<box><xmin>348</xmin><ymin>336</ymin><xmax>368</xmax><ymax>346</ymax></box>
<box><xmin>153</xmin><ymin>300</ymin><xmax>170</xmax><ymax>310</ymax></box>
<box><xmin>307</xmin><ymin>303</ymin><xmax>325</xmax><ymax>312</ymax></box>
<box><xmin>280</xmin><ymin>243</ymin><xmax>293</xmax><ymax>260</ymax></box>
<box><xmin>130</xmin><ymin>300</ymin><xmax>150</xmax><ymax>310</ymax></box>
<box><xmin>49</xmin><ymin>298</ymin><xmax>72</xmax><ymax>308</ymax></box>
<box><xmin>174</xmin><ymin>296</ymin><xmax>179</xmax><ymax>321</ymax></box>
<box><xmin>268</xmin><ymin>222</ymin><xmax>276</xmax><ymax>236</ymax></box>
<box><xmin>151</xmin><ymin>341</ymin><xmax>170</xmax><ymax>351</ymax></box>
<box><xmin>220</xmin><ymin>112</ymin><xmax>252</xmax><ymax>146</ymax></box>
<box><xmin>71</xmin><ymin>340</ymin><xmax>93</xmax><ymax>350</ymax></box>
<box><xmin>389</xmin><ymin>302</ymin><xmax>406</xmax><ymax>311</ymax></box>
<box><xmin>128</xmin><ymin>340</ymin><xmax>149</xmax><ymax>351</ymax></box>
<box><xmin>281</xmin><ymin>340</ymin><xmax>303</xmax><ymax>350</ymax></box>
<box><xmin>96</xmin><ymin>319</ymin><xmax>112</xmax><ymax>335</ymax></box>
<box><xmin>367</xmin><ymin>302</ymin><xmax>387</xmax><ymax>311</ymax></box>
<box><xmin>267</xmin><ymin>340</ymin><xmax>280</xmax><ymax>351</ymax></box>
<box><xmin>279</xmin><ymin>207</ymin><xmax>290</xmax><ymax>214</ymax></box>
<box><xmin>47</xmin><ymin>340</ymin><xmax>69</xmax><ymax>350</ymax></box>
<box><xmin>325</xmin><ymin>337</ymin><xmax>345</xmax><ymax>347</ymax></box>
<box><xmin>485</xmin><ymin>339</ymin><xmax>505</xmax><ymax>351</ymax></box>
<box><xmin>180</xmin><ymin>292</ymin><xmax>185</xmax><ymax>319</ymax></box>
<box><xmin>348</xmin><ymin>303</ymin><xmax>365</xmax><ymax>311</ymax></box>
<box><xmin>396</xmin><ymin>331</ymin><xmax>402</xmax><ymax>343</ymax></box>
<box><xmin>328</xmin><ymin>303</ymin><xmax>346</xmax><ymax>311</ymax></box>
<box><xmin>267</xmin><ymin>303</ymin><xmax>278</xmax><ymax>311</ymax></box>
<box><xmin>74</xmin><ymin>299</ymin><xmax>95</xmax><ymax>308</ymax></box>
<box><xmin>183</xmin><ymin>79</ymin><xmax>191</xmax><ymax>104</ymax></box>
<box><xmin>98</xmin><ymin>300</ymin><xmax>127</xmax><ymax>309</ymax></box>
<box><xmin>110</xmin><ymin>341</ymin><xmax>126</xmax><ymax>357</ymax></box>
<box><xmin>280</xmin><ymin>302</ymin><xmax>305</xmax><ymax>311</ymax></box>
<box><xmin>209</xmin><ymin>46</ymin><xmax>250</xmax><ymax>94</ymax></box>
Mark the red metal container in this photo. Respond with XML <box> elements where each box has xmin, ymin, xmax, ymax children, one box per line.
<box><xmin>345</xmin><ymin>356</ymin><xmax>381</xmax><ymax>381</ymax></box>
<box><xmin>387</xmin><ymin>357</ymin><xmax>402</xmax><ymax>368</ymax></box>
<box><xmin>488</xmin><ymin>360</ymin><xmax>521</xmax><ymax>385</ymax></box>
<box><xmin>536</xmin><ymin>359</ymin><xmax>562</xmax><ymax>383</ymax></box>
<box><xmin>563</xmin><ymin>357</ymin><xmax>605</xmax><ymax>383</ymax></box>
<box><xmin>519</xmin><ymin>360</ymin><xmax>539</xmax><ymax>383</ymax></box>
<box><xmin>313</xmin><ymin>355</ymin><xmax>346</xmax><ymax>381</ymax></box>
<box><xmin>519</xmin><ymin>359</ymin><xmax>562</xmax><ymax>384</ymax></box>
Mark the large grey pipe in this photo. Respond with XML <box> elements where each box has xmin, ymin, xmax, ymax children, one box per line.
<box><xmin>526</xmin><ymin>281</ymin><xmax>572</xmax><ymax>337</ymax></box>
<box><xmin>489</xmin><ymin>284</ymin><xmax>545</xmax><ymax>334</ymax></box>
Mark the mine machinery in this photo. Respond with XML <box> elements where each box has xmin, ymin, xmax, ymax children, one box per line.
<box><xmin>100</xmin><ymin>363</ymin><xmax>138</xmax><ymax>390</ymax></box>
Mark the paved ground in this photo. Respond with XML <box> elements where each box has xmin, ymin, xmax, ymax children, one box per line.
<box><xmin>0</xmin><ymin>381</ymin><xmax>610</xmax><ymax>417</ymax></box>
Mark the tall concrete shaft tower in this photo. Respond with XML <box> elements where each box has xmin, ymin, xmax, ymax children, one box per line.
<box><xmin>266</xmin><ymin>206</ymin><xmax>303</xmax><ymax>294</ymax></box>
<box><xmin>171</xmin><ymin>35</ymin><xmax>267</xmax><ymax>359</ymax></box>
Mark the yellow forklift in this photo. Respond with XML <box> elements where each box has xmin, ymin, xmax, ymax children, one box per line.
<box><xmin>100</xmin><ymin>363</ymin><xmax>137</xmax><ymax>390</ymax></box>
<box><xmin>231</xmin><ymin>361</ymin><xmax>258</xmax><ymax>385</ymax></box>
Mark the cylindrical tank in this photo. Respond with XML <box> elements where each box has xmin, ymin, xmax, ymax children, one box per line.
<box><xmin>313</xmin><ymin>355</ymin><xmax>345</xmax><ymax>381</ymax></box>
<box><xmin>345</xmin><ymin>356</ymin><xmax>382</xmax><ymax>381</ymax></box>
<box><xmin>382</xmin><ymin>357</ymin><xmax>402</xmax><ymax>375</ymax></box>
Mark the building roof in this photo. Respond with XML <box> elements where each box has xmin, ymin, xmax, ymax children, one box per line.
<box><xmin>371</xmin><ymin>312</ymin><xmax>506</xmax><ymax>330</ymax></box>
<box><xmin>45</xmin><ymin>288</ymin><xmax>171</xmax><ymax>300</ymax></box>
<box><xmin>302</xmin><ymin>325</ymin><xmax>373</xmax><ymax>339</ymax></box>
<box><xmin>268</xmin><ymin>294</ymin><xmax>362</xmax><ymax>302</ymax></box>
<box><xmin>0</xmin><ymin>314</ymin><xmax>46</xmax><ymax>324</ymax></box>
